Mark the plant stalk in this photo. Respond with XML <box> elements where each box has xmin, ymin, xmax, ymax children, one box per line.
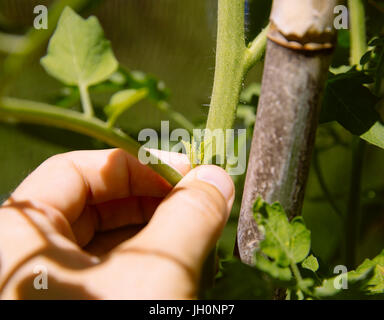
<box><xmin>345</xmin><ymin>0</ymin><xmax>368</xmax><ymax>268</ymax></box>
<box><xmin>205</xmin><ymin>0</ymin><xmax>246</xmax><ymax>133</ymax></box>
<box><xmin>243</xmin><ymin>25</ymin><xmax>269</xmax><ymax>73</ymax></box>
<box><xmin>0</xmin><ymin>97</ymin><xmax>183</xmax><ymax>186</ymax></box>
<box><xmin>79</xmin><ymin>84</ymin><xmax>94</xmax><ymax>117</ymax></box>
<box><xmin>200</xmin><ymin>0</ymin><xmax>269</xmax><ymax>293</ymax></box>
<box><xmin>345</xmin><ymin>138</ymin><xmax>366</xmax><ymax>268</ymax></box>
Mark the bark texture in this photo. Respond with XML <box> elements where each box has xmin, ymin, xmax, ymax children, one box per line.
<box><xmin>237</xmin><ymin>40</ymin><xmax>333</xmax><ymax>265</ymax></box>
<box><xmin>269</xmin><ymin>0</ymin><xmax>338</xmax><ymax>50</ymax></box>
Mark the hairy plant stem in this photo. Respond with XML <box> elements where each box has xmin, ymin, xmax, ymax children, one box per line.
<box><xmin>345</xmin><ymin>0</ymin><xmax>368</xmax><ymax>268</ymax></box>
<box><xmin>244</xmin><ymin>26</ymin><xmax>269</xmax><ymax>73</ymax></box>
<box><xmin>205</xmin><ymin>0</ymin><xmax>245</xmax><ymax>133</ymax></box>
<box><xmin>201</xmin><ymin>0</ymin><xmax>268</xmax><ymax>293</ymax></box>
<box><xmin>348</xmin><ymin>0</ymin><xmax>367</xmax><ymax>68</ymax></box>
<box><xmin>201</xmin><ymin>0</ymin><xmax>246</xmax><ymax>293</ymax></box>
<box><xmin>205</xmin><ymin>0</ymin><xmax>268</xmax><ymax>134</ymax></box>
<box><xmin>0</xmin><ymin>97</ymin><xmax>183</xmax><ymax>186</ymax></box>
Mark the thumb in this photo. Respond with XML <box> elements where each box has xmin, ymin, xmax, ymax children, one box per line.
<box><xmin>123</xmin><ymin>165</ymin><xmax>234</xmax><ymax>274</ymax></box>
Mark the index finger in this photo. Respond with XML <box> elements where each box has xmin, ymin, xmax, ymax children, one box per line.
<box><xmin>8</xmin><ymin>149</ymin><xmax>190</xmax><ymax>224</ymax></box>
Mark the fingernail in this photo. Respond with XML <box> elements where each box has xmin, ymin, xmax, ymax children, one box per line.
<box><xmin>196</xmin><ymin>166</ymin><xmax>234</xmax><ymax>202</ymax></box>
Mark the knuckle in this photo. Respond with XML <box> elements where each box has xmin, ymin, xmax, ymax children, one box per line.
<box><xmin>175</xmin><ymin>182</ymin><xmax>228</xmax><ymax>226</ymax></box>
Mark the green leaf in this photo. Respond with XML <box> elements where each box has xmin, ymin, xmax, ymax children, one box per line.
<box><xmin>254</xmin><ymin>252</ymin><xmax>292</xmax><ymax>282</ymax></box>
<box><xmin>290</xmin><ymin>217</ymin><xmax>311</xmax><ymax>263</ymax></box>
<box><xmin>301</xmin><ymin>254</ymin><xmax>319</xmax><ymax>272</ymax></box>
<box><xmin>313</xmin><ymin>267</ymin><xmax>379</xmax><ymax>299</ymax></box>
<box><xmin>253</xmin><ymin>198</ymin><xmax>311</xmax><ymax>268</ymax></box>
<box><xmin>361</xmin><ymin>121</ymin><xmax>384</xmax><ymax>149</ymax></box>
<box><xmin>313</xmin><ymin>250</ymin><xmax>384</xmax><ymax>299</ymax></box>
<box><xmin>360</xmin><ymin>50</ymin><xmax>373</xmax><ymax>66</ymax></box>
<box><xmin>320</xmin><ymin>70</ymin><xmax>380</xmax><ymax>135</ymax></box>
<box><xmin>362</xmin><ymin>36</ymin><xmax>384</xmax><ymax>95</ymax></box>
<box><xmin>41</xmin><ymin>7</ymin><xmax>118</xmax><ymax>88</ymax></box>
<box><xmin>104</xmin><ymin>88</ymin><xmax>148</xmax><ymax>127</ymax></box>
<box><xmin>352</xmin><ymin>249</ymin><xmax>384</xmax><ymax>294</ymax></box>
<box><xmin>204</xmin><ymin>259</ymin><xmax>274</xmax><ymax>300</ymax></box>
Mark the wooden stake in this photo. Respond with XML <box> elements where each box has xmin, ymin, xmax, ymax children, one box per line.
<box><xmin>237</xmin><ymin>0</ymin><xmax>339</xmax><ymax>265</ymax></box>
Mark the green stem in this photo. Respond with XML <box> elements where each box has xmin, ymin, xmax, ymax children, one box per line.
<box><xmin>204</xmin><ymin>0</ymin><xmax>267</xmax><ymax>167</ymax></box>
<box><xmin>243</xmin><ymin>25</ymin><xmax>269</xmax><ymax>73</ymax></box>
<box><xmin>344</xmin><ymin>0</ymin><xmax>368</xmax><ymax>268</ymax></box>
<box><xmin>291</xmin><ymin>263</ymin><xmax>306</xmax><ymax>293</ymax></box>
<box><xmin>0</xmin><ymin>97</ymin><xmax>183</xmax><ymax>186</ymax></box>
<box><xmin>348</xmin><ymin>0</ymin><xmax>367</xmax><ymax>66</ymax></box>
<box><xmin>345</xmin><ymin>138</ymin><xmax>365</xmax><ymax>268</ymax></box>
<box><xmin>290</xmin><ymin>262</ymin><xmax>313</xmax><ymax>297</ymax></box>
<box><xmin>290</xmin><ymin>262</ymin><xmax>303</xmax><ymax>283</ymax></box>
<box><xmin>201</xmin><ymin>0</ymin><xmax>248</xmax><ymax>292</ymax></box>
<box><xmin>205</xmin><ymin>0</ymin><xmax>246</xmax><ymax>132</ymax></box>
<box><xmin>79</xmin><ymin>84</ymin><xmax>94</xmax><ymax>117</ymax></box>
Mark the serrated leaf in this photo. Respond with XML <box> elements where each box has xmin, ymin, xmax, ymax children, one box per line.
<box><xmin>104</xmin><ymin>88</ymin><xmax>148</xmax><ymax>125</ymax></box>
<box><xmin>320</xmin><ymin>70</ymin><xmax>380</xmax><ymax>135</ymax></box>
<box><xmin>253</xmin><ymin>198</ymin><xmax>311</xmax><ymax>268</ymax></box>
<box><xmin>352</xmin><ymin>249</ymin><xmax>384</xmax><ymax>294</ymax></box>
<box><xmin>41</xmin><ymin>7</ymin><xmax>118</xmax><ymax>88</ymax></box>
<box><xmin>313</xmin><ymin>250</ymin><xmax>384</xmax><ymax>299</ymax></box>
<box><xmin>314</xmin><ymin>267</ymin><xmax>379</xmax><ymax>299</ymax></box>
<box><xmin>302</xmin><ymin>254</ymin><xmax>319</xmax><ymax>272</ymax></box>
<box><xmin>254</xmin><ymin>253</ymin><xmax>292</xmax><ymax>282</ymax></box>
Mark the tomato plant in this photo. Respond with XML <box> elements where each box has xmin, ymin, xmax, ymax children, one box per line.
<box><xmin>0</xmin><ymin>0</ymin><xmax>383</xmax><ymax>299</ymax></box>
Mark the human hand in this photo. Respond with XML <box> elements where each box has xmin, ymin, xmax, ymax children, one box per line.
<box><xmin>0</xmin><ymin>149</ymin><xmax>234</xmax><ymax>299</ymax></box>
